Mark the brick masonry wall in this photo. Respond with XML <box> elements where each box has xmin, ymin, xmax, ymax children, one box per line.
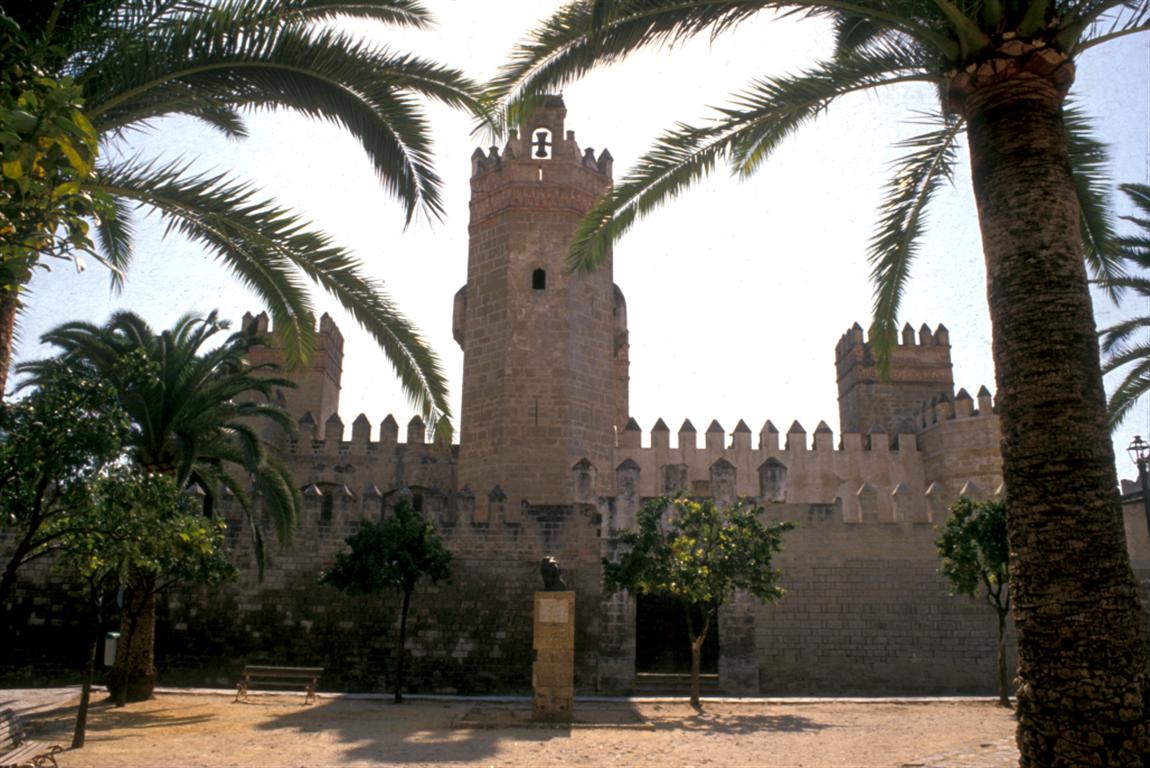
<box><xmin>743</xmin><ymin>504</ymin><xmax>1017</xmax><ymax>695</ymax></box>
<box><xmin>7</xmin><ymin>499</ymin><xmax>1149</xmax><ymax>696</ymax></box>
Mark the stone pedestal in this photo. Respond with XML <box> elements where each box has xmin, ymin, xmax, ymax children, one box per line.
<box><xmin>533</xmin><ymin>591</ymin><xmax>575</xmax><ymax>722</ymax></box>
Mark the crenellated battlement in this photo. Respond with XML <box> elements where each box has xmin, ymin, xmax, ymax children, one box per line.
<box><xmin>244</xmin><ymin>310</ymin><xmax>344</xmax><ymax>434</ymax></box>
<box><xmin>612</xmin><ymin>388</ymin><xmax>996</xmax><ymax>455</ymax></box>
<box><xmin>835</xmin><ymin>322</ymin><xmax>955</xmax><ymax>436</ymax></box>
<box><xmin>248</xmin><ymin>303</ymin><xmax>1003</xmax><ymax>535</ymax></box>
<box><xmin>834</xmin><ymin>321</ymin><xmax>950</xmax><ymax>362</ymax></box>
<box><xmin>470</xmin><ymin>95</ymin><xmax>613</xmax><ymax>181</ymax></box>
<box><xmin>287</xmin><ymin>411</ymin><xmax>453</xmax><ymax>455</ymax></box>
<box><xmin>611</xmin><ymin>378</ymin><xmax>1001</xmax><ymax>526</ymax></box>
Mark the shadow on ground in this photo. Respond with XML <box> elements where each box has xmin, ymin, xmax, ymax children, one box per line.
<box><xmin>664</xmin><ymin>710</ymin><xmax>828</xmax><ymax>735</ymax></box>
<box><xmin>256</xmin><ymin>696</ymin><xmax>565</xmax><ymax>764</ymax></box>
<box><xmin>18</xmin><ymin>696</ymin><xmax>216</xmax><ymax>740</ymax></box>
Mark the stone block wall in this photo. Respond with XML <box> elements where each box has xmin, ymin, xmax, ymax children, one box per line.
<box><xmin>150</xmin><ymin>499</ymin><xmax>606</xmax><ymax>694</ymax></box>
<box><xmin>747</xmin><ymin>505</ymin><xmax>1015</xmax><ymax>694</ymax></box>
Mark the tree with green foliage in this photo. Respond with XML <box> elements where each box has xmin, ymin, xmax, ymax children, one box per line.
<box><xmin>17</xmin><ymin>310</ymin><xmax>301</xmax><ymax>702</ymax></box>
<box><xmin>321</xmin><ymin>497</ymin><xmax>452</xmax><ymax>703</ymax></box>
<box><xmin>0</xmin><ymin>13</ymin><xmax>110</xmax><ymax>385</ymax></box>
<box><xmin>604</xmin><ymin>497</ymin><xmax>791</xmax><ymax>707</ymax></box>
<box><xmin>0</xmin><ymin>359</ymin><xmax>130</xmax><ymax>606</ymax></box>
<box><xmin>937</xmin><ymin>497</ymin><xmax>1012</xmax><ymax>707</ymax></box>
<box><xmin>496</xmin><ymin>2</ymin><xmax>1149</xmax><ymax>758</ymax></box>
<box><xmin>54</xmin><ymin>467</ymin><xmax>233</xmax><ymax>743</ymax></box>
<box><xmin>1100</xmin><ymin>183</ymin><xmax>1150</xmax><ymax>428</ymax></box>
<box><xmin>0</xmin><ymin>1</ymin><xmax>485</xmax><ymax>430</ymax></box>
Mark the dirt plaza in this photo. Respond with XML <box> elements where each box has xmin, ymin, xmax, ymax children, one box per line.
<box><xmin>3</xmin><ymin>688</ymin><xmax>1018</xmax><ymax>767</ymax></box>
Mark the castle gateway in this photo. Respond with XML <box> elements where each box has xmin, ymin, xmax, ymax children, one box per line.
<box><xmin>8</xmin><ymin>98</ymin><xmax>1148</xmax><ymax>695</ymax></box>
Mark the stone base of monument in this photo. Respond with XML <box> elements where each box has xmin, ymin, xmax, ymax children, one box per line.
<box><xmin>532</xmin><ymin>590</ymin><xmax>575</xmax><ymax>723</ymax></box>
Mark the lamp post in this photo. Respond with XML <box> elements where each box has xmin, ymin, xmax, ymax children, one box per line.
<box><xmin>1125</xmin><ymin>435</ymin><xmax>1150</xmax><ymax>541</ymax></box>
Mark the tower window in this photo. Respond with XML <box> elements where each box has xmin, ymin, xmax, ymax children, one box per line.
<box><xmin>532</xmin><ymin>268</ymin><xmax>546</xmax><ymax>290</ymax></box>
<box><xmin>532</xmin><ymin>128</ymin><xmax>552</xmax><ymax>159</ymax></box>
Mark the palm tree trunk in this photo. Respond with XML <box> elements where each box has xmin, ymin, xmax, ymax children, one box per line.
<box><xmin>109</xmin><ymin>573</ymin><xmax>157</xmax><ymax>704</ymax></box>
<box><xmin>0</xmin><ymin>290</ymin><xmax>17</xmax><ymax>394</ymax></box>
<box><xmin>966</xmin><ymin>73</ymin><xmax>1149</xmax><ymax>764</ymax></box>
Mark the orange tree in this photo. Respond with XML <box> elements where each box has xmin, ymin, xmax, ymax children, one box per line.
<box><xmin>321</xmin><ymin>496</ymin><xmax>452</xmax><ymax>703</ymax></box>
<box><xmin>937</xmin><ymin>497</ymin><xmax>1012</xmax><ymax>707</ymax></box>
<box><xmin>604</xmin><ymin>497</ymin><xmax>791</xmax><ymax>707</ymax></box>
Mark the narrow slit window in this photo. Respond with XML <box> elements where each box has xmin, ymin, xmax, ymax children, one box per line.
<box><xmin>532</xmin><ymin>268</ymin><xmax>546</xmax><ymax>290</ymax></box>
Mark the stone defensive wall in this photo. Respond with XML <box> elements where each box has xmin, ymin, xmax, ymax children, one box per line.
<box><xmin>612</xmin><ymin>384</ymin><xmax>1003</xmax><ymax>529</ymax></box>
<box><xmin>3</xmin><ymin>492</ymin><xmax>606</xmax><ymax>696</ymax></box>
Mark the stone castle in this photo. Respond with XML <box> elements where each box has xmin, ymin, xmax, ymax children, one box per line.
<box><xmin>8</xmin><ymin>97</ymin><xmax>1148</xmax><ymax>695</ymax></box>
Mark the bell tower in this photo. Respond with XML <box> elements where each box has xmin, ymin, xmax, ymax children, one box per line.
<box><xmin>453</xmin><ymin>96</ymin><xmax>625</xmax><ymax>509</ymax></box>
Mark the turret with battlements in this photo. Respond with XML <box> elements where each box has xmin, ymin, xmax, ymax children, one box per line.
<box><xmin>453</xmin><ymin>95</ymin><xmax>626</xmax><ymax>510</ymax></box>
<box><xmin>835</xmin><ymin>322</ymin><xmax>954</xmax><ymax>436</ymax></box>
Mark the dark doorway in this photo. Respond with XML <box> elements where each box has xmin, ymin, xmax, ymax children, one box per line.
<box><xmin>635</xmin><ymin>594</ymin><xmax>719</xmax><ymax>674</ymax></box>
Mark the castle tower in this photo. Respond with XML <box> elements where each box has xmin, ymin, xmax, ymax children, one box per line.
<box><xmin>243</xmin><ymin>311</ymin><xmax>343</xmax><ymax>437</ymax></box>
<box><xmin>835</xmin><ymin>322</ymin><xmax>954</xmax><ymax>436</ymax></box>
<box><xmin>453</xmin><ymin>96</ymin><xmax>625</xmax><ymax>507</ymax></box>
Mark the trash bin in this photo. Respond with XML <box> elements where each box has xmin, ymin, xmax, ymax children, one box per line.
<box><xmin>104</xmin><ymin>632</ymin><xmax>120</xmax><ymax>666</ymax></box>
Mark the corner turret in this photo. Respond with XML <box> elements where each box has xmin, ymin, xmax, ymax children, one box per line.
<box><xmin>835</xmin><ymin>322</ymin><xmax>954</xmax><ymax>436</ymax></box>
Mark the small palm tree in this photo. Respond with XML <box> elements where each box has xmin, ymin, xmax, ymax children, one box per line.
<box><xmin>18</xmin><ymin>309</ymin><xmax>303</xmax><ymax>702</ymax></box>
<box><xmin>1</xmin><ymin>0</ymin><xmax>482</xmax><ymax>430</ymax></box>
<box><xmin>1100</xmin><ymin>183</ymin><xmax>1150</xmax><ymax>428</ymax></box>
<box><xmin>494</xmin><ymin>1</ymin><xmax>1149</xmax><ymax>762</ymax></box>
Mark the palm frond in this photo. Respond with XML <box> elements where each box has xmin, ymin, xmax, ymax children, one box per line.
<box><xmin>567</xmin><ymin>49</ymin><xmax>929</xmax><ymax>271</ymax></box>
<box><xmin>493</xmin><ymin>0</ymin><xmax>955</xmax><ymax>118</ymax></box>
<box><xmin>94</xmin><ymin>195</ymin><xmax>136</xmax><ymax>293</ymax></box>
<box><xmin>95</xmin><ymin>157</ymin><xmax>318</xmax><ymax>365</ymax></box>
<box><xmin>1103</xmin><ymin>341</ymin><xmax>1150</xmax><ymax>430</ymax></box>
<box><xmin>1117</xmin><ymin>182</ymin><xmax>1150</xmax><ymax>266</ymax></box>
<box><xmin>281</xmin><ymin>0</ymin><xmax>432</xmax><ymax>27</ymax></box>
<box><xmin>1064</xmin><ymin>106</ymin><xmax>1122</xmax><ymax>294</ymax></box>
<box><xmin>82</xmin><ymin>15</ymin><xmax>480</xmax><ymax>223</ymax></box>
<box><xmin>188</xmin><ymin>104</ymin><xmax>249</xmax><ymax>138</ymax></box>
<box><xmin>1100</xmin><ymin>311</ymin><xmax>1150</xmax><ymax>355</ymax></box>
<box><xmin>96</xmin><ymin>156</ymin><xmax>451</xmax><ymax>427</ymax></box>
<box><xmin>868</xmin><ymin>113</ymin><xmax>963</xmax><ymax>374</ymax></box>
<box><xmin>1064</xmin><ymin>0</ymin><xmax>1149</xmax><ymax>51</ymax></box>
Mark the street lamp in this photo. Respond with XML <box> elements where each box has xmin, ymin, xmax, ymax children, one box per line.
<box><xmin>1125</xmin><ymin>435</ymin><xmax>1150</xmax><ymax>541</ymax></box>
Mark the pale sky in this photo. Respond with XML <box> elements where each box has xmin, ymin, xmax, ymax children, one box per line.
<box><xmin>13</xmin><ymin>3</ymin><xmax>1150</xmax><ymax>482</ymax></box>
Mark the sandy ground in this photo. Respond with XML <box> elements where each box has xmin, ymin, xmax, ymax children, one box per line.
<box><xmin>2</xmin><ymin>688</ymin><xmax>1019</xmax><ymax>768</ymax></box>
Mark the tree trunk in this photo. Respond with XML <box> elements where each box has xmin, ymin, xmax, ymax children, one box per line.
<box><xmin>0</xmin><ymin>289</ymin><xmax>17</xmax><ymax>394</ymax></box>
<box><xmin>966</xmin><ymin>73</ymin><xmax>1149</xmax><ymax>763</ymax></box>
<box><xmin>689</xmin><ymin>637</ymin><xmax>703</xmax><ymax>709</ymax></box>
<box><xmin>73</xmin><ymin>622</ymin><xmax>100</xmax><ymax>748</ymax></box>
<box><xmin>995</xmin><ymin>608</ymin><xmax>1010</xmax><ymax>709</ymax></box>
<box><xmin>108</xmin><ymin>575</ymin><xmax>157</xmax><ymax>705</ymax></box>
<box><xmin>394</xmin><ymin>589</ymin><xmax>411</xmax><ymax>704</ymax></box>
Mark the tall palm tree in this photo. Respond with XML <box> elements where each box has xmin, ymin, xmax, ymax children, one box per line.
<box><xmin>18</xmin><ymin>309</ymin><xmax>303</xmax><ymax>702</ymax></box>
<box><xmin>1</xmin><ymin>0</ymin><xmax>482</xmax><ymax>431</ymax></box>
<box><xmin>494</xmin><ymin>1</ymin><xmax>1149</xmax><ymax>763</ymax></box>
<box><xmin>1101</xmin><ymin>183</ymin><xmax>1150</xmax><ymax>428</ymax></box>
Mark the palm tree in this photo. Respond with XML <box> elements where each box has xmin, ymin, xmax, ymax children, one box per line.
<box><xmin>1101</xmin><ymin>183</ymin><xmax>1150</xmax><ymax>428</ymax></box>
<box><xmin>18</xmin><ymin>309</ymin><xmax>303</xmax><ymax>703</ymax></box>
<box><xmin>494</xmin><ymin>1</ymin><xmax>1149</xmax><ymax>763</ymax></box>
<box><xmin>0</xmin><ymin>0</ymin><xmax>482</xmax><ymax>431</ymax></box>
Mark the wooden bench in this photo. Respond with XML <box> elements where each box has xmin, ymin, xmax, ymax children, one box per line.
<box><xmin>0</xmin><ymin>708</ymin><xmax>63</xmax><ymax>768</ymax></box>
<box><xmin>235</xmin><ymin>665</ymin><xmax>323</xmax><ymax>704</ymax></box>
